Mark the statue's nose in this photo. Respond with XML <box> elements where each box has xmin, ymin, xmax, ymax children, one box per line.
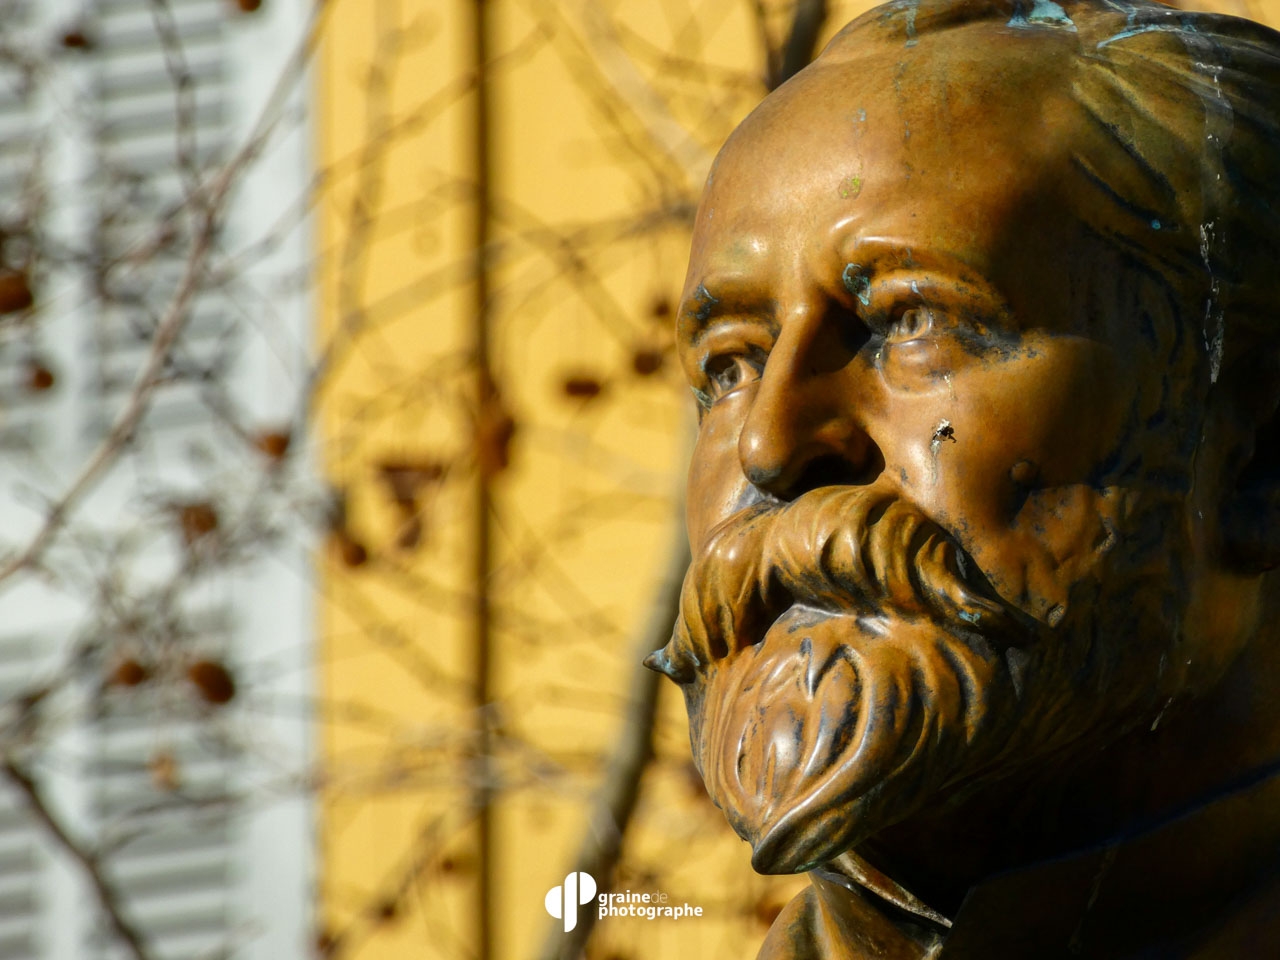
<box><xmin>737</xmin><ymin>324</ymin><xmax>882</xmax><ymax>500</ymax></box>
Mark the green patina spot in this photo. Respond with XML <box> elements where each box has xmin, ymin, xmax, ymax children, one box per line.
<box><xmin>842</xmin><ymin>263</ymin><xmax>872</xmax><ymax>305</ymax></box>
<box><xmin>839</xmin><ymin>175</ymin><xmax>863</xmax><ymax>200</ymax></box>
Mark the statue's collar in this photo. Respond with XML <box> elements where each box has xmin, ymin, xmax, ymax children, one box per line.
<box><xmin>820</xmin><ymin>758</ymin><xmax>1280</xmax><ymax>958</ymax></box>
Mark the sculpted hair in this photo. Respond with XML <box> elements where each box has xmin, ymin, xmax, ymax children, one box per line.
<box><xmin>823</xmin><ymin>0</ymin><xmax>1280</xmax><ymax>394</ymax></box>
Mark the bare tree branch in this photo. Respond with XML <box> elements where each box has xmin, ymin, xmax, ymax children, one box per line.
<box><xmin>776</xmin><ymin>0</ymin><xmax>830</xmax><ymax>89</ymax></box>
<box><xmin>551</xmin><ymin>0</ymin><xmax>714</xmax><ymax>186</ymax></box>
<box><xmin>0</xmin><ymin>1</ymin><xmax>332</xmax><ymax>590</ymax></box>
<box><xmin>0</xmin><ymin>204</ymin><xmax>219</xmax><ymax>586</ymax></box>
<box><xmin>538</xmin><ymin>516</ymin><xmax>690</xmax><ymax>960</ymax></box>
<box><xmin>0</xmin><ymin>1</ymin><xmax>805</xmax><ymax>957</ymax></box>
<box><xmin>747</xmin><ymin>0</ymin><xmax>782</xmax><ymax>88</ymax></box>
<box><xmin>2</xmin><ymin>758</ymin><xmax>155</xmax><ymax>960</ymax></box>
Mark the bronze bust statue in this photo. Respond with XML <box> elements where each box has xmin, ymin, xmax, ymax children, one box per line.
<box><xmin>645</xmin><ymin>0</ymin><xmax>1280</xmax><ymax>955</ymax></box>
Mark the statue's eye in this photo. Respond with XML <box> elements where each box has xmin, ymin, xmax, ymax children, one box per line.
<box><xmin>703</xmin><ymin>353</ymin><xmax>762</xmax><ymax>404</ymax></box>
<box><xmin>885</xmin><ymin>306</ymin><xmax>936</xmax><ymax>343</ymax></box>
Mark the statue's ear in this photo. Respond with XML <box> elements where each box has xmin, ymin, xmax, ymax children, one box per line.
<box><xmin>1221</xmin><ymin>369</ymin><xmax>1280</xmax><ymax>573</ymax></box>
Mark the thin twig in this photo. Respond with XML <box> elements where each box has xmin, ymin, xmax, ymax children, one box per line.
<box><xmin>0</xmin><ymin>1</ymin><xmax>332</xmax><ymax>589</ymax></box>
<box><xmin>538</xmin><ymin>513</ymin><xmax>690</xmax><ymax>960</ymax></box>
<box><xmin>0</xmin><ymin>205</ymin><xmax>219</xmax><ymax>585</ymax></box>
<box><xmin>533</xmin><ymin>0</ymin><xmax>713</xmax><ymax>187</ymax></box>
<box><xmin>2</xmin><ymin>758</ymin><xmax>154</xmax><ymax>960</ymax></box>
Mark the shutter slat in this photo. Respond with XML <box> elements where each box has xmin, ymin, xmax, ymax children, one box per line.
<box><xmin>88</xmin><ymin>605</ymin><xmax>238</xmax><ymax>960</ymax></box>
<box><xmin>0</xmin><ymin>637</ymin><xmax>41</xmax><ymax>960</ymax></box>
<box><xmin>0</xmin><ymin>7</ymin><xmax>48</xmax><ymax>450</ymax></box>
<box><xmin>87</xmin><ymin>0</ymin><xmax>235</xmax><ymax>435</ymax></box>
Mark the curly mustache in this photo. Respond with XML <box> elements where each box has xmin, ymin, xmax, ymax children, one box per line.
<box><xmin>647</xmin><ymin>483</ymin><xmax>1031</xmax><ymax>874</ymax></box>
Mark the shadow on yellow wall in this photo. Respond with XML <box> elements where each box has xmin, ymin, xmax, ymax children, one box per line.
<box><xmin>313</xmin><ymin>1</ymin><xmax>1280</xmax><ymax>957</ymax></box>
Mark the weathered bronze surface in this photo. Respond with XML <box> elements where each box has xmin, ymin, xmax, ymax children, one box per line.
<box><xmin>645</xmin><ymin>1</ymin><xmax>1280</xmax><ymax>955</ymax></box>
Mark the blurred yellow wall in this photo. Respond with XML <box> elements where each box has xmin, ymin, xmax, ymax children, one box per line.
<box><xmin>314</xmin><ymin>1</ymin><xmax>1280</xmax><ymax>958</ymax></box>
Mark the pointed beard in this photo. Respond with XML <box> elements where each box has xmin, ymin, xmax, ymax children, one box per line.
<box><xmin>683</xmin><ymin>606</ymin><xmax>1017</xmax><ymax>873</ymax></box>
<box><xmin>649</xmin><ymin>484</ymin><xmax>1032</xmax><ymax>874</ymax></box>
<box><xmin>648</xmin><ymin>475</ymin><xmax>1190</xmax><ymax>875</ymax></box>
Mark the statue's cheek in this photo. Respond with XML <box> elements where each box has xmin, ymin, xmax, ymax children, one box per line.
<box><xmin>959</xmin><ymin>484</ymin><xmax>1131</xmax><ymax>626</ymax></box>
<box><xmin>687</xmin><ymin>389</ymin><xmax>759</xmax><ymax>545</ymax></box>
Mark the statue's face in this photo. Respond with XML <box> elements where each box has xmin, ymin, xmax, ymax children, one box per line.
<box><xmin>655</xmin><ymin>30</ymin><xmax>1249</xmax><ymax>875</ymax></box>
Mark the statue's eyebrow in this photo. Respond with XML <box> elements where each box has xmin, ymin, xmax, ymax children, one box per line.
<box><xmin>678</xmin><ymin>279</ymin><xmax>777</xmax><ymax>345</ymax></box>
<box><xmin>837</xmin><ymin>241</ymin><xmax>1013</xmax><ymax>319</ymax></box>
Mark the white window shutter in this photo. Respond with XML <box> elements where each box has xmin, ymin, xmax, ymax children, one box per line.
<box><xmin>0</xmin><ymin>0</ymin><xmax>55</xmax><ymax>453</ymax></box>
<box><xmin>86</xmin><ymin>613</ymin><xmax>239</xmax><ymax>960</ymax></box>
<box><xmin>0</xmin><ymin>1</ymin><xmax>316</xmax><ymax>957</ymax></box>
<box><xmin>88</xmin><ymin>0</ymin><xmax>235</xmax><ymax>436</ymax></box>
<box><xmin>0</xmin><ymin>635</ymin><xmax>41</xmax><ymax>960</ymax></box>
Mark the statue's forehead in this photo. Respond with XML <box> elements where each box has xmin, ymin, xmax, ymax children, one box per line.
<box><xmin>690</xmin><ymin>45</ymin><xmax>1079</xmax><ymax>279</ymax></box>
<box><xmin>680</xmin><ymin>34</ymin><xmax>1187</xmax><ymax>350</ymax></box>
<box><xmin>725</xmin><ymin>21</ymin><xmax>1077</xmax><ymax>157</ymax></box>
